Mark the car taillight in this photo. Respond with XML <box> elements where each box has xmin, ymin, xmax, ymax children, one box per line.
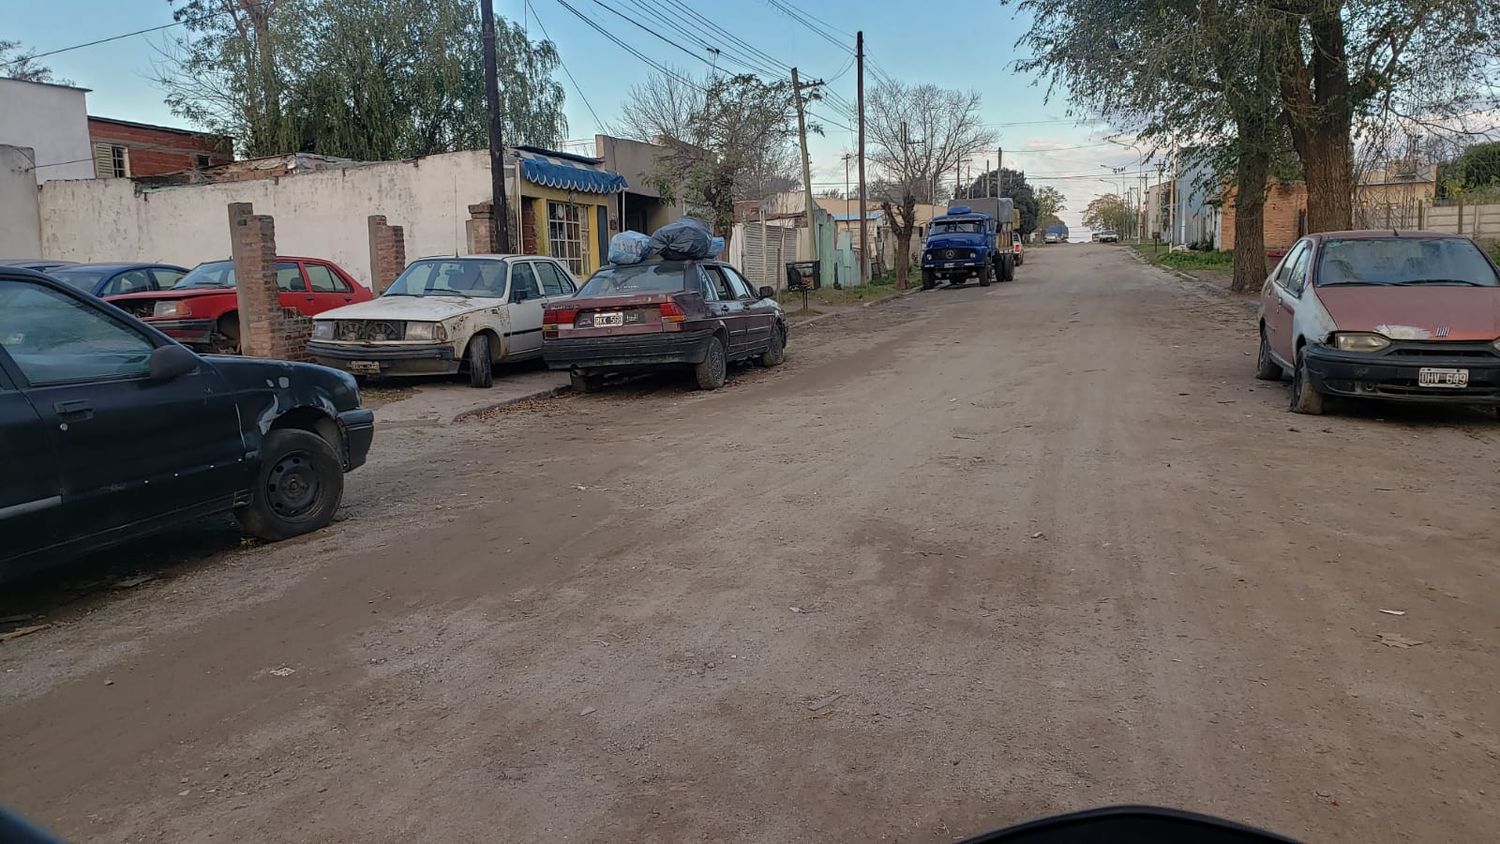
<box><xmin>659</xmin><ymin>300</ymin><xmax>686</xmax><ymax>323</ymax></box>
<box><xmin>545</xmin><ymin>307</ymin><xmax>578</xmax><ymax>328</ymax></box>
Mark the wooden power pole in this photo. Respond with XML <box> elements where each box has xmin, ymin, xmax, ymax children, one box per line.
<box><xmin>856</xmin><ymin>31</ymin><xmax>869</xmax><ymax>285</ymax></box>
<box><xmin>791</xmin><ymin>67</ymin><xmax>818</xmax><ymax>270</ymax></box>
<box><xmin>480</xmin><ymin>0</ymin><xmax>512</xmax><ymax>253</ymax></box>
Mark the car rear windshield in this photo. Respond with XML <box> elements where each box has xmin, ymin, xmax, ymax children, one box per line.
<box><xmin>578</xmin><ymin>262</ymin><xmax>688</xmax><ymax>296</ymax></box>
<box><xmin>1318</xmin><ymin>237</ymin><xmax>1500</xmax><ymax>287</ymax></box>
<box><xmin>50</xmin><ymin>267</ymin><xmax>109</xmax><ymax>291</ymax></box>
<box><xmin>175</xmin><ymin>260</ymin><xmax>238</xmax><ymax>289</ymax></box>
<box><xmin>931</xmin><ymin>220</ymin><xmax>982</xmax><ymax>234</ymax></box>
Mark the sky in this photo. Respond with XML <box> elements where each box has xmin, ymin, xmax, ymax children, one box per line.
<box><xmin>3</xmin><ymin>0</ymin><xmax>1159</xmax><ymax>229</ymax></box>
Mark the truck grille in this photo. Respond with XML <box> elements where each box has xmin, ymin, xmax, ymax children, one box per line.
<box><xmin>334</xmin><ymin>319</ymin><xmax>405</xmax><ymax>341</ymax></box>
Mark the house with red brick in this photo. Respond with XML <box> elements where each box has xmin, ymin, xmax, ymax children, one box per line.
<box><xmin>87</xmin><ymin>116</ymin><xmax>233</xmax><ymax>178</ymax></box>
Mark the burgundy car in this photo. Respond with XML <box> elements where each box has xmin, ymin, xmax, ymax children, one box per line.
<box><xmin>542</xmin><ymin>260</ymin><xmax>788</xmax><ymax>392</ymax></box>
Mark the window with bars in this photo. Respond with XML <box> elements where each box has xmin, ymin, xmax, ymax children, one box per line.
<box><xmin>547</xmin><ymin>201</ymin><xmax>585</xmax><ymax>276</ymax></box>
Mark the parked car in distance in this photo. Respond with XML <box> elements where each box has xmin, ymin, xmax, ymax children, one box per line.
<box><xmin>1043</xmin><ymin>230</ymin><xmax>1062</xmax><ymax>244</ymax></box>
<box><xmin>0</xmin><ymin>267</ymin><xmax>374</xmax><ymax>582</ymax></box>
<box><xmin>542</xmin><ymin>259</ymin><xmax>787</xmax><ymax>392</ymax></box>
<box><xmin>1013</xmin><ymin>236</ymin><xmax>1025</xmax><ymax>267</ymax></box>
<box><xmin>1256</xmin><ymin>230</ymin><xmax>1500</xmax><ymax>415</ymax></box>
<box><xmin>1098</xmin><ymin>229</ymin><xmax>1120</xmax><ymax>243</ymax></box>
<box><xmin>309</xmin><ymin>255</ymin><xmax>581</xmax><ymax>388</ymax></box>
<box><xmin>0</xmin><ymin>259</ymin><xmax>78</xmax><ymax>273</ymax></box>
<box><xmin>105</xmin><ymin>256</ymin><xmax>370</xmax><ymax>354</ymax></box>
<box><xmin>49</xmin><ymin>262</ymin><xmax>188</xmax><ymax>297</ymax></box>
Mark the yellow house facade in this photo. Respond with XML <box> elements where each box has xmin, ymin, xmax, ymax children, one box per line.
<box><xmin>510</xmin><ymin>146</ymin><xmax>628</xmax><ymax>278</ymax></box>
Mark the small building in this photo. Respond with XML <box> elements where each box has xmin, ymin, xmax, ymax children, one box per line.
<box><xmin>589</xmin><ymin>134</ymin><xmax>690</xmax><ymax>235</ymax></box>
<box><xmin>0</xmin><ymin>77</ymin><xmax>94</xmax><ymax>183</ymax></box>
<box><xmin>87</xmin><ymin>116</ymin><xmax>233</xmax><ymax>179</ymax></box>
<box><xmin>509</xmin><ymin>145</ymin><xmax>628</xmax><ymax>278</ymax></box>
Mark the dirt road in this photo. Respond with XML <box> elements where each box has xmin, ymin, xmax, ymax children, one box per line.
<box><xmin>3</xmin><ymin>244</ymin><xmax>1497</xmax><ymax>842</ymax></box>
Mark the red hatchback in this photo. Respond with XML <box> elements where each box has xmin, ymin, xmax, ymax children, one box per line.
<box><xmin>542</xmin><ymin>259</ymin><xmax>788</xmax><ymax>392</ymax></box>
<box><xmin>106</xmin><ymin>256</ymin><xmax>371</xmax><ymax>354</ymax></box>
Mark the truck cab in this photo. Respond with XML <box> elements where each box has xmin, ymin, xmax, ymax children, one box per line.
<box><xmin>920</xmin><ymin>200</ymin><xmax>1016</xmax><ymax>289</ymax></box>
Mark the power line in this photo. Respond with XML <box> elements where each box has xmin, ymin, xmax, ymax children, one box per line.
<box><xmin>551</xmin><ymin>0</ymin><xmax>706</xmax><ymax>92</ymax></box>
<box><xmin>0</xmin><ymin>10</ymin><xmax>227</xmax><ymax>69</ymax></box>
<box><xmin>527</xmin><ymin>0</ymin><xmax>604</xmax><ymax>131</ymax></box>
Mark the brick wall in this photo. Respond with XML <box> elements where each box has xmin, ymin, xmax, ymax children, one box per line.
<box><xmin>521</xmin><ymin>198</ymin><xmax>538</xmax><ymax>255</ymax></box>
<box><xmin>230</xmin><ymin>202</ymin><xmax>311</xmax><ymax>361</ymax></box>
<box><xmin>89</xmin><ymin>118</ymin><xmax>233</xmax><ymax>177</ymax></box>
<box><xmin>367</xmin><ymin>215</ymin><xmax>406</xmax><ymax>293</ymax></box>
<box><xmin>1221</xmin><ymin>181</ymin><xmax>1308</xmax><ymax>252</ymax></box>
<box><xmin>467</xmin><ymin>202</ymin><xmax>496</xmax><ymax>254</ymax></box>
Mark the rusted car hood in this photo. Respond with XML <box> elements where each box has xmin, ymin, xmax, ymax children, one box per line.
<box><xmin>1316</xmin><ymin>285</ymin><xmax>1500</xmax><ymax>340</ymax></box>
<box><xmin>314</xmin><ymin>296</ymin><xmax>496</xmax><ymax>322</ymax></box>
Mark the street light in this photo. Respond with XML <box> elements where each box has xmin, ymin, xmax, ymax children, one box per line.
<box><xmin>1106</xmin><ymin>136</ymin><xmax>1149</xmax><ymax>243</ymax></box>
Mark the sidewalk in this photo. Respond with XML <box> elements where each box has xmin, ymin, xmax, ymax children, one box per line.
<box><xmin>370</xmin><ymin>368</ymin><xmax>569</xmax><ymax>427</ymax></box>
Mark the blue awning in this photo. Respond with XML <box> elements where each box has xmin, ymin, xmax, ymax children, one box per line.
<box><xmin>513</xmin><ymin>147</ymin><xmax>627</xmax><ymax>194</ymax></box>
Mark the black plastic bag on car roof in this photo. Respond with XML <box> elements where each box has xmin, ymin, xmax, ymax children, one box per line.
<box><xmin>650</xmin><ymin>217</ymin><xmax>716</xmax><ymax>260</ymax></box>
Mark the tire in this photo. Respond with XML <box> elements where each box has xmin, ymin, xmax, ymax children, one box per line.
<box><xmin>466</xmin><ymin>333</ymin><xmax>493</xmax><ymax>388</ymax></box>
<box><xmin>570</xmin><ymin>369</ymin><xmax>604</xmax><ymax>393</ymax></box>
<box><xmin>236</xmin><ymin>428</ymin><xmax>345</xmax><ymax>542</ymax></box>
<box><xmin>1290</xmin><ymin>348</ymin><xmax>1325</xmax><ymax>415</ymax></box>
<box><xmin>211</xmin><ymin>314</ymin><xmax>241</xmax><ymax>355</ymax></box>
<box><xmin>978</xmin><ymin>261</ymin><xmax>993</xmax><ymax>287</ymax></box>
<box><xmin>1001</xmin><ymin>256</ymin><xmax>1016</xmax><ymax>282</ymax></box>
<box><xmin>760</xmin><ymin>323</ymin><xmax>787</xmax><ymax>367</ymax></box>
<box><xmin>1254</xmin><ymin>327</ymin><xmax>1283</xmax><ymax>381</ymax></box>
<box><xmin>921</xmin><ymin>270</ymin><xmax>936</xmax><ymax>291</ymax></box>
<box><xmin>1016</xmin><ymin>251</ymin><xmax>1024</xmax><ymax>266</ymax></box>
<box><xmin>694</xmin><ymin>336</ymin><xmax>727</xmax><ymax>390</ymax></box>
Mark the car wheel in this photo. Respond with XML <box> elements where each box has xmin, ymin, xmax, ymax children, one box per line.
<box><xmin>466</xmin><ymin>334</ymin><xmax>493</xmax><ymax>388</ymax></box>
<box><xmin>1290</xmin><ymin>348</ymin><xmax>1325</xmax><ymax>415</ymax></box>
<box><xmin>570</xmin><ymin>369</ymin><xmax>604</xmax><ymax>393</ymax></box>
<box><xmin>921</xmin><ymin>270</ymin><xmax>936</xmax><ymax>290</ymax></box>
<box><xmin>211</xmin><ymin>314</ymin><xmax>241</xmax><ymax>355</ymax></box>
<box><xmin>236</xmin><ymin>428</ymin><xmax>344</xmax><ymax>542</ymax></box>
<box><xmin>979</xmin><ymin>261</ymin><xmax>993</xmax><ymax>287</ymax></box>
<box><xmin>1255</xmin><ymin>327</ymin><xmax>1283</xmax><ymax>381</ymax></box>
<box><xmin>694</xmin><ymin>336</ymin><xmax>727</xmax><ymax>390</ymax></box>
<box><xmin>1017</xmin><ymin>252</ymin><xmax>1024</xmax><ymax>266</ymax></box>
<box><xmin>760</xmin><ymin>323</ymin><xmax>787</xmax><ymax>367</ymax></box>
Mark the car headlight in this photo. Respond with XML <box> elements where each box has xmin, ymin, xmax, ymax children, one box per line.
<box><xmin>403</xmin><ymin>321</ymin><xmax>445</xmax><ymax>341</ymax></box>
<box><xmin>312</xmin><ymin>321</ymin><xmax>334</xmax><ymax>340</ymax></box>
<box><xmin>153</xmin><ymin>300</ymin><xmax>184</xmax><ymax>318</ymax></box>
<box><xmin>1332</xmin><ymin>332</ymin><xmax>1390</xmax><ymax>352</ymax></box>
<box><xmin>1493</xmin><ymin>339</ymin><xmax>1500</xmax><ymax>352</ymax></box>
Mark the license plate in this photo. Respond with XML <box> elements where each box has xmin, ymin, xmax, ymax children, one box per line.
<box><xmin>594</xmin><ymin>312</ymin><xmax>624</xmax><ymax>327</ymax></box>
<box><xmin>1418</xmin><ymin>367</ymin><xmax>1468</xmax><ymax>388</ymax></box>
<box><xmin>349</xmin><ymin>360</ymin><xmax>381</xmax><ymax>375</ymax></box>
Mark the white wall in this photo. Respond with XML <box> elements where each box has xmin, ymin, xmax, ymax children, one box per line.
<box><xmin>0</xmin><ymin>79</ymin><xmax>94</xmax><ymax>183</ymax></box>
<box><xmin>38</xmin><ymin>150</ymin><xmax>501</xmax><ymax>287</ymax></box>
<box><xmin>0</xmin><ymin>145</ymin><xmax>43</xmax><ymax>258</ymax></box>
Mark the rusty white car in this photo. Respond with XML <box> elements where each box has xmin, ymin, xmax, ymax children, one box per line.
<box><xmin>308</xmin><ymin>255</ymin><xmax>580</xmax><ymax>387</ymax></box>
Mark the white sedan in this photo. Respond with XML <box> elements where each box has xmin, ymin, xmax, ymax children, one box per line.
<box><xmin>308</xmin><ymin>254</ymin><xmax>580</xmax><ymax>387</ymax></box>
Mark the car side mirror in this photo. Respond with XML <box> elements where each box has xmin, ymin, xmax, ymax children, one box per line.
<box><xmin>758</xmin><ymin>286</ymin><xmax>775</xmax><ymax>299</ymax></box>
<box><xmin>149</xmin><ymin>343</ymin><xmax>199</xmax><ymax>381</ymax></box>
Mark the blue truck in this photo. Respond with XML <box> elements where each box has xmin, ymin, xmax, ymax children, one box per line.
<box><xmin>920</xmin><ymin>198</ymin><xmax>1016</xmax><ymax>290</ymax></box>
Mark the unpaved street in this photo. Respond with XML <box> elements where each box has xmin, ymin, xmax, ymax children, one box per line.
<box><xmin>3</xmin><ymin>244</ymin><xmax>1498</xmax><ymax>842</ymax></box>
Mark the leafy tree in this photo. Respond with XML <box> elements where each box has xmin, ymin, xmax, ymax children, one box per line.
<box><xmin>159</xmin><ymin>0</ymin><xmax>567</xmax><ymax>159</ymax></box>
<box><xmin>966</xmin><ymin>167</ymin><xmax>1040</xmax><ymax>236</ymax></box>
<box><xmin>1034</xmin><ymin>186</ymin><xmax>1066</xmax><ymax>225</ymax></box>
<box><xmin>1</xmin><ymin>39</ymin><xmax>68</xmax><ymax>84</ymax></box>
<box><xmin>618</xmin><ymin>71</ymin><xmax>799</xmax><ymax>238</ymax></box>
<box><xmin>866</xmin><ymin>79</ymin><xmax>995</xmax><ymax>288</ymax></box>
<box><xmin>1083</xmin><ymin>194</ymin><xmax>1132</xmax><ymax>233</ymax></box>
<box><xmin>1437</xmin><ymin>140</ymin><xmax>1500</xmax><ymax>200</ymax></box>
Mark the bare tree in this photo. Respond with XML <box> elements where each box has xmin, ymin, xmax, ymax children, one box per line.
<box><xmin>618</xmin><ymin>70</ymin><xmax>798</xmax><ymax>238</ymax></box>
<box><xmin>1</xmin><ymin>40</ymin><xmax>69</xmax><ymax>84</ymax></box>
<box><xmin>866</xmin><ymin>80</ymin><xmax>995</xmax><ymax>288</ymax></box>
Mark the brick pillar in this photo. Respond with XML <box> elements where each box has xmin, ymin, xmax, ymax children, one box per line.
<box><xmin>230</xmin><ymin>203</ymin><xmax>312</xmax><ymax>361</ymax></box>
<box><xmin>467</xmin><ymin>201</ymin><xmax>495</xmax><ymax>254</ymax></box>
<box><xmin>367</xmin><ymin>214</ymin><xmax>406</xmax><ymax>294</ymax></box>
<box><xmin>521</xmin><ymin>198</ymin><xmax>538</xmax><ymax>255</ymax></box>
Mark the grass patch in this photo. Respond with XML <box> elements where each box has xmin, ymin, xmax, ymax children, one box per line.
<box><xmin>776</xmin><ymin>283</ymin><xmax>901</xmax><ymax>308</ymax></box>
<box><xmin>1131</xmin><ymin>242</ymin><xmax>1232</xmax><ymax>270</ymax></box>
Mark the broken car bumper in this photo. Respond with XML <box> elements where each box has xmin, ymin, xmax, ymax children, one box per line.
<box><xmin>543</xmin><ymin>329</ymin><xmax>717</xmax><ymax>371</ymax></box>
<box><xmin>144</xmin><ymin>318</ymin><xmax>215</xmax><ymax>349</ymax></box>
<box><xmin>336</xmin><ymin>407</ymin><xmax>375</xmax><ymax>471</ymax></box>
<box><xmin>1305</xmin><ymin>345</ymin><xmax>1500</xmax><ymax>404</ymax></box>
<box><xmin>308</xmin><ymin>341</ymin><xmax>459</xmax><ymax>377</ymax></box>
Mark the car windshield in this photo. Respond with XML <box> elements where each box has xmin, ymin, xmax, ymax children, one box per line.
<box><xmin>384</xmin><ymin>259</ymin><xmax>507</xmax><ymax>298</ymax></box>
<box><xmin>175</xmin><ymin>260</ymin><xmax>238</xmax><ymax>289</ymax></box>
<box><xmin>1317</xmin><ymin>237</ymin><xmax>1500</xmax><ymax>286</ymax></box>
<box><xmin>931</xmin><ymin>220</ymin><xmax>982</xmax><ymax>234</ymax></box>
<box><xmin>50</xmin><ymin>267</ymin><xmax>110</xmax><ymax>292</ymax></box>
<box><xmin>578</xmin><ymin>262</ymin><xmax>688</xmax><ymax>296</ymax></box>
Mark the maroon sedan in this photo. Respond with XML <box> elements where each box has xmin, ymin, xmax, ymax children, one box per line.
<box><xmin>542</xmin><ymin>259</ymin><xmax>788</xmax><ymax>392</ymax></box>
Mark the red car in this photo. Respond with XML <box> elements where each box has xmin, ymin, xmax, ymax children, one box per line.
<box><xmin>106</xmin><ymin>256</ymin><xmax>371</xmax><ymax>354</ymax></box>
<box><xmin>542</xmin><ymin>259</ymin><xmax>788</xmax><ymax>392</ymax></box>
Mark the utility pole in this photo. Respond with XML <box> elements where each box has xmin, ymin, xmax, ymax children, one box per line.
<box><xmin>480</xmin><ymin>0</ymin><xmax>511</xmax><ymax>253</ymax></box>
<box><xmin>791</xmin><ymin>67</ymin><xmax>818</xmax><ymax>269</ymax></box>
<box><xmin>856</xmin><ymin>30</ymin><xmax>869</xmax><ymax>284</ymax></box>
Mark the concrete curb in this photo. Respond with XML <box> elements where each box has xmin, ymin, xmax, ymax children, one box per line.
<box><xmin>451</xmin><ymin>384</ymin><xmax>572</xmax><ymax>423</ymax></box>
